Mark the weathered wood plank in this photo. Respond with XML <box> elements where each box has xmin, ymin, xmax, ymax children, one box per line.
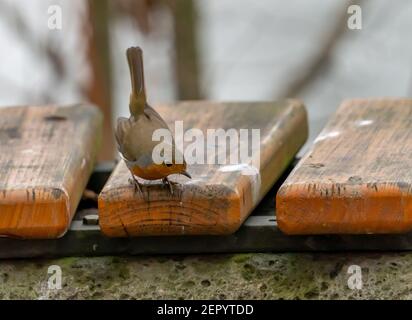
<box><xmin>277</xmin><ymin>98</ymin><xmax>412</xmax><ymax>234</ymax></box>
<box><xmin>99</xmin><ymin>100</ymin><xmax>308</xmax><ymax>237</ymax></box>
<box><xmin>6</xmin><ymin>162</ymin><xmax>412</xmax><ymax>258</ymax></box>
<box><xmin>0</xmin><ymin>104</ymin><xmax>102</xmax><ymax>239</ymax></box>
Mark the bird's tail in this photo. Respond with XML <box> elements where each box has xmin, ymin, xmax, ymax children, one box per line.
<box><xmin>126</xmin><ymin>47</ymin><xmax>146</xmax><ymax>117</ymax></box>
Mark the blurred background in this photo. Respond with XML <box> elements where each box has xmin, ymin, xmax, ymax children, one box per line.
<box><xmin>0</xmin><ymin>0</ymin><xmax>411</xmax><ymax>159</ymax></box>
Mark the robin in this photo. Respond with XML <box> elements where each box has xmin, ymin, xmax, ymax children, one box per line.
<box><xmin>115</xmin><ymin>46</ymin><xmax>191</xmax><ymax>195</ymax></box>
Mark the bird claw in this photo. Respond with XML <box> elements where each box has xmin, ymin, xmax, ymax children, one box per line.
<box><xmin>128</xmin><ymin>176</ymin><xmax>148</xmax><ymax>201</ymax></box>
<box><xmin>162</xmin><ymin>177</ymin><xmax>175</xmax><ymax>195</ymax></box>
<box><xmin>128</xmin><ymin>175</ymin><xmax>176</xmax><ymax>199</ymax></box>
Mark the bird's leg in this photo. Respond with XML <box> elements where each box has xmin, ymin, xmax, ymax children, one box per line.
<box><xmin>162</xmin><ymin>177</ymin><xmax>174</xmax><ymax>195</ymax></box>
<box><xmin>128</xmin><ymin>174</ymin><xmax>142</xmax><ymax>195</ymax></box>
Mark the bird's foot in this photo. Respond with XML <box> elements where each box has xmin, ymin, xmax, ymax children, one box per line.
<box><xmin>162</xmin><ymin>177</ymin><xmax>176</xmax><ymax>195</ymax></box>
<box><xmin>129</xmin><ymin>177</ymin><xmax>150</xmax><ymax>201</ymax></box>
<box><xmin>128</xmin><ymin>176</ymin><xmax>143</xmax><ymax>195</ymax></box>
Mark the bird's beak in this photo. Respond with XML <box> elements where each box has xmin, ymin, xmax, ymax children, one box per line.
<box><xmin>181</xmin><ymin>171</ymin><xmax>192</xmax><ymax>179</ymax></box>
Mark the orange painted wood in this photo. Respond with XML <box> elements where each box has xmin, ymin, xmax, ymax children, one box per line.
<box><xmin>277</xmin><ymin>98</ymin><xmax>412</xmax><ymax>235</ymax></box>
<box><xmin>0</xmin><ymin>104</ymin><xmax>102</xmax><ymax>239</ymax></box>
<box><xmin>99</xmin><ymin>100</ymin><xmax>308</xmax><ymax>237</ymax></box>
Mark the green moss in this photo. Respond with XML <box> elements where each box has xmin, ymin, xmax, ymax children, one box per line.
<box><xmin>0</xmin><ymin>253</ymin><xmax>410</xmax><ymax>299</ymax></box>
<box><xmin>231</xmin><ymin>253</ymin><xmax>252</xmax><ymax>264</ymax></box>
<box><xmin>56</xmin><ymin>257</ymin><xmax>79</xmax><ymax>268</ymax></box>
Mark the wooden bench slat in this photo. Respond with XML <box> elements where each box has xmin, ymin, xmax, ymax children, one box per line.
<box><xmin>0</xmin><ymin>104</ymin><xmax>102</xmax><ymax>239</ymax></box>
<box><xmin>277</xmin><ymin>98</ymin><xmax>412</xmax><ymax>234</ymax></box>
<box><xmin>99</xmin><ymin>100</ymin><xmax>308</xmax><ymax>237</ymax></box>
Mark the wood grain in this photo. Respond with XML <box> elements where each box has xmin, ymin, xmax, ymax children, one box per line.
<box><xmin>0</xmin><ymin>104</ymin><xmax>102</xmax><ymax>239</ymax></box>
<box><xmin>99</xmin><ymin>100</ymin><xmax>308</xmax><ymax>237</ymax></box>
<box><xmin>277</xmin><ymin>98</ymin><xmax>412</xmax><ymax>235</ymax></box>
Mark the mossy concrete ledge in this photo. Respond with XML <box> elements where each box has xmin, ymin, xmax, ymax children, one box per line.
<box><xmin>0</xmin><ymin>253</ymin><xmax>411</xmax><ymax>299</ymax></box>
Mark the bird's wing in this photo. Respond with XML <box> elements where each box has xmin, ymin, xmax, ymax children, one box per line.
<box><xmin>144</xmin><ymin>104</ymin><xmax>170</xmax><ymax>129</ymax></box>
<box><xmin>115</xmin><ymin>117</ymin><xmax>135</xmax><ymax>161</ymax></box>
<box><xmin>117</xmin><ymin>105</ymin><xmax>182</xmax><ymax>167</ymax></box>
<box><xmin>115</xmin><ymin>117</ymin><xmax>127</xmax><ymax>147</ymax></box>
<box><xmin>144</xmin><ymin>105</ymin><xmax>182</xmax><ymax>160</ymax></box>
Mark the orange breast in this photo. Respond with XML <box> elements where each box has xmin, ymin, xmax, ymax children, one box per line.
<box><xmin>130</xmin><ymin>164</ymin><xmax>170</xmax><ymax>180</ymax></box>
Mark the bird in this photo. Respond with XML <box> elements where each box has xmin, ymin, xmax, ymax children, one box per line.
<box><xmin>115</xmin><ymin>46</ymin><xmax>191</xmax><ymax>196</ymax></box>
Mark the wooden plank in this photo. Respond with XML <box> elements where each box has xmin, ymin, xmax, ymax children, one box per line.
<box><xmin>6</xmin><ymin>163</ymin><xmax>412</xmax><ymax>258</ymax></box>
<box><xmin>277</xmin><ymin>98</ymin><xmax>412</xmax><ymax>235</ymax></box>
<box><xmin>99</xmin><ymin>100</ymin><xmax>308</xmax><ymax>237</ymax></box>
<box><xmin>0</xmin><ymin>104</ymin><xmax>102</xmax><ymax>239</ymax></box>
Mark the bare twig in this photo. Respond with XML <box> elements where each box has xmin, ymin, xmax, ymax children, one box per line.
<box><xmin>0</xmin><ymin>2</ymin><xmax>66</xmax><ymax>82</ymax></box>
<box><xmin>279</xmin><ymin>0</ymin><xmax>360</xmax><ymax>98</ymax></box>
